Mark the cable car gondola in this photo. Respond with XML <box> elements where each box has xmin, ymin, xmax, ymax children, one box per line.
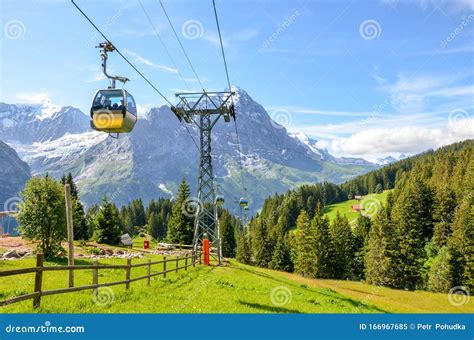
<box><xmin>239</xmin><ymin>197</ymin><xmax>249</xmax><ymax>208</ymax></box>
<box><xmin>90</xmin><ymin>42</ymin><xmax>137</xmax><ymax>135</ymax></box>
<box><xmin>91</xmin><ymin>89</ymin><xmax>137</xmax><ymax>133</ymax></box>
<box><xmin>215</xmin><ymin>195</ymin><xmax>225</xmax><ymax>206</ymax></box>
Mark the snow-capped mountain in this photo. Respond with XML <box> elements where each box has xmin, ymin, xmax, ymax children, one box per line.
<box><xmin>0</xmin><ymin>100</ymin><xmax>89</xmax><ymax>144</ymax></box>
<box><xmin>1</xmin><ymin>88</ymin><xmax>376</xmax><ymax>213</ymax></box>
<box><xmin>370</xmin><ymin>154</ymin><xmax>409</xmax><ymax>166</ymax></box>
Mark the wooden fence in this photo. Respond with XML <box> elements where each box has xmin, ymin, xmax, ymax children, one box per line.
<box><xmin>0</xmin><ymin>252</ymin><xmax>200</xmax><ymax>309</ymax></box>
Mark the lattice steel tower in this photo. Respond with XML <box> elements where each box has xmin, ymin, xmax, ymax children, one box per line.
<box><xmin>172</xmin><ymin>91</ymin><xmax>235</xmax><ymax>265</ymax></box>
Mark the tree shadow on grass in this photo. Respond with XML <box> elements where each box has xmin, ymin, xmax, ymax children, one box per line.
<box><xmin>238</xmin><ymin>300</ymin><xmax>303</xmax><ymax>314</ymax></box>
<box><xmin>322</xmin><ymin>205</ymin><xmax>336</xmax><ymax>215</ymax></box>
<box><xmin>232</xmin><ymin>264</ymin><xmax>388</xmax><ymax>313</ymax></box>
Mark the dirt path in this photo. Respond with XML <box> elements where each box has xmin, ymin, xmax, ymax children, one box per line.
<box><xmin>0</xmin><ymin>236</ymin><xmax>34</xmax><ymax>253</ymax></box>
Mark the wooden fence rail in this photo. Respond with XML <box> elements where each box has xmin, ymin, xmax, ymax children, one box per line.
<box><xmin>0</xmin><ymin>252</ymin><xmax>200</xmax><ymax>309</ymax></box>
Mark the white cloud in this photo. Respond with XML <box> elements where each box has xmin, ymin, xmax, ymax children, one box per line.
<box><xmin>15</xmin><ymin>92</ymin><xmax>49</xmax><ymax>104</ymax></box>
<box><xmin>85</xmin><ymin>72</ymin><xmax>106</xmax><ymax>83</ymax></box>
<box><xmin>312</xmin><ymin>117</ymin><xmax>473</xmax><ymax>158</ymax></box>
<box><xmin>385</xmin><ymin>74</ymin><xmax>473</xmax><ymax>113</ymax></box>
<box><xmin>123</xmin><ymin>50</ymin><xmax>178</xmax><ymax>74</ymax></box>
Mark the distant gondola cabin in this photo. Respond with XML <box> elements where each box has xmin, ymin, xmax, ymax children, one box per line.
<box><xmin>215</xmin><ymin>195</ymin><xmax>225</xmax><ymax>206</ymax></box>
<box><xmin>239</xmin><ymin>197</ymin><xmax>249</xmax><ymax>208</ymax></box>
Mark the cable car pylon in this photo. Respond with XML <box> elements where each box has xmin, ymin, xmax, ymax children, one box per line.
<box><xmin>172</xmin><ymin>91</ymin><xmax>235</xmax><ymax>265</ymax></box>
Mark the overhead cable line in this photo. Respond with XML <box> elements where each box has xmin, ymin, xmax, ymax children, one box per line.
<box><xmin>212</xmin><ymin>0</ymin><xmax>246</xmax><ymax>194</ymax></box>
<box><xmin>72</xmin><ymin>0</ymin><xmax>200</xmax><ymax>151</ymax></box>
<box><xmin>138</xmin><ymin>0</ymin><xmax>190</xmax><ymax>91</ymax></box>
<box><xmin>159</xmin><ymin>0</ymin><xmax>206</xmax><ymax>91</ymax></box>
<box><xmin>71</xmin><ymin>0</ymin><xmax>174</xmax><ymax>107</ymax></box>
<box><xmin>212</xmin><ymin>0</ymin><xmax>232</xmax><ymax>95</ymax></box>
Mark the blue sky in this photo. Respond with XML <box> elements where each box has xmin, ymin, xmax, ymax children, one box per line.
<box><xmin>1</xmin><ymin>0</ymin><xmax>473</xmax><ymax>160</ymax></box>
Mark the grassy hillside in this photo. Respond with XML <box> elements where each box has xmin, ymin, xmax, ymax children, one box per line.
<box><xmin>1</xmin><ymin>255</ymin><xmax>471</xmax><ymax>313</ymax></box>
<box><xmin>323</xmin><ymin>190</ymin><xmax>391</xmax><ymax>223</ymax></box>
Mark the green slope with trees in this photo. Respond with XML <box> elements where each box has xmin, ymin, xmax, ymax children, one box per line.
<box><xmin>238</xmin><ymin>140</ymin><xmax>473</xmax><ymax>294</ymax></box>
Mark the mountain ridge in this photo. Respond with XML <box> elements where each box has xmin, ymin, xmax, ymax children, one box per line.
<box><xmin>1</xmin><ymin>88</ymin><xmax>376</xmax><ymax>212</ymax></box>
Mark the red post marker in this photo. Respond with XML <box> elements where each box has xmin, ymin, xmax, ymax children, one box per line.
<box><xmin>202</xmin><ymin>238</ymin><xmax>210</xmax><ymax>265</ymax></box>
<box><xmin>144</xmin><ymin>240</ymin><xmax>149</xmax><ymax>249</ymax></box>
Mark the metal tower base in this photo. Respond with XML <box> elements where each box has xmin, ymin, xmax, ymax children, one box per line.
<box><xmin>172</xmin><ymin>91</ymin><xmax>235</xmax><ymax>265</ymax></box>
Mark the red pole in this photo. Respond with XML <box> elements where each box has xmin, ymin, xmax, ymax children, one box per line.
<box><xmin>203</xmin><ymin>238</ymin><xmax>210</xmax><ymax>265</ymax></box>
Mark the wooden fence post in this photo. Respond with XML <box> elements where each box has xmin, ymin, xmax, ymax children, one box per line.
<box><xmin>163</xmin><ymin>256</ymin><xmax>167</xmax><ymax>278</ymax></box>
<box><xmin>92</xmin><ymin>259</ymin><xmax>98</xmax><ymax>295</ymax></box>
<box><xmin>125</xmin><ymin>258</ymin><xmax>131</xmax><ymax>290</ymax></box>
<box><xmin>33</xmin><ymin>253</ymin><xmax>44</xmax><ymax>309</ymax></box>
<box><xmin>185</xmin><ymin>254</ymin><xmax>188</xmax><ymax>271</ymax></box>
<box><xmin>147</xmin><ymin>259</ymin><xmax>151</xmax><ymax>286</ymax></box>
<box><xmin>64</xmin><ymin>184</ymin><xmax>75</xmax><ymax>288</ymax></box>
<box><xmin>175</xmin><ymin>256</ymin><xmax>179</xmax><ymax>273</ymax></box>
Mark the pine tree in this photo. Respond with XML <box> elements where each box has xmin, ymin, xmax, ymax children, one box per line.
<box><xmin>448</xmin><ymin>195</ymin><xmax>473</xmax><ymax>289</ymax></box>
<box><xmin>375</xmin><ymin>183</ymin><xmax>383</xmax><ymax>194</ymax></box>
<box><xmin>220</xmin><ymin>210</ymin><xmax>237</xmax><ymax>258</ymax></box>
<box><xmin>148</xmin><ymin>212</ymin><xmax>165</xmax><ymax>240</ymax></box>
<box><xmin>166</xmin><ymin>178</ymin><xmax>194</xmax><ymax>244</ymax></box>
<box><xmin>252</xmin><ymin>217</ymin><xmax>273</xmax><ymax>267</ymax></box>
<box><xmin>312</xmin><ymin>209</ymin><xmax>335</xmax><ymax>279</ymax></box>
<box><xmin>391</xmin><ymin>175</ymin><xmax>433</xmax><ymax>289</ymax></box>
<box><xmin>432</xmin><ymin>185</ymin><xmax>457</xmax><ymax>247</ymax></box>
<box><xmin>72</xmin><ymin>200</ymin><xmax>89</xmax><ymax>240</ymax></box>
<box><xmin>131</xmin><ymin>199</ymin><xmax>146</xmax><ymax>227</ymax></box>
<box><xmin>353</xmin><ymin>214</ymin><xmax>371</xmax><ymax>280</ymax></box>
<box><xmin>294</xmin><ymin>210</ymin><xmax>317</xmax><ymax>277</ymax></box>
<box><xmin>427</xmin><ymin>246</ymin><xmax>453</xmax><ymax>292</ymax></box>
<box><xmin>85</xmin><ymin>204</ymin><xmax>100</xmax><ymax>237</ymax></box>
<box><xmin>61</xmin><ymin>173</ymin><xmax>79</xmax><ymax>199</ymax></box>
<box><xmin>93</xmin><ymin>196</ymin><xmax>122</xmax><ymax>245</ymax></box>
<box><xmin>120</xmin><ymin>205</ymin><xmax>135</xmax><ymax>235</ymax></box>
<box><xmin>365</xmin><ymin>207</ymin><xmax>396</xmax><ymax>286</ymax></box>
<box><xmin>269</xmin><ymin>235</ymin><xmax>293</xmax><ymax>272</ymax></box>
<box><xmin>60</xmin><ymin>173</ymin><xmax>88</xmax><ymax>240</ymax></box>
<box><xmin>331</xmin><ymin>212</ymin><xmax>355</xmax><ymax>279</ymax></box>
<box><xmin>236</xmin><ymin>231</ymin><xmax>251</xmax><ymax>264</ymax></box>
